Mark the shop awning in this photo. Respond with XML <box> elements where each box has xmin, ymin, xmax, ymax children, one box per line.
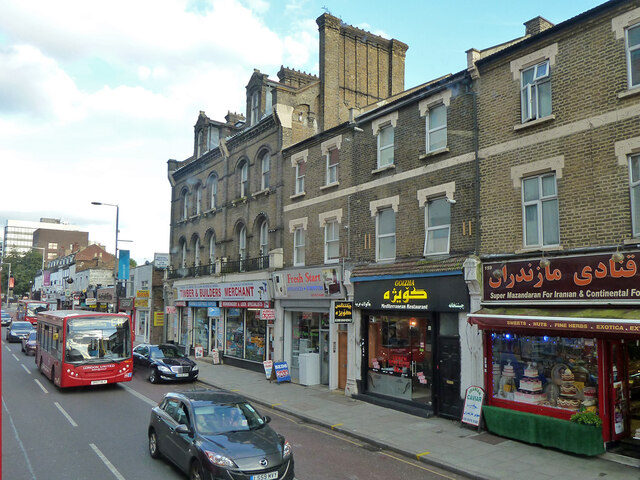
<box><xmin>467</xmin><ymin>307</ymin><xmax>640</xmax><ymax>335</ymax></box>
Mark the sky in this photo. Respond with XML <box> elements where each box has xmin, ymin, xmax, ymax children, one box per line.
<box><xmin>0</xmin><ymin>0</ymin><xmax>605</xmax><ymax>264</ymax></box>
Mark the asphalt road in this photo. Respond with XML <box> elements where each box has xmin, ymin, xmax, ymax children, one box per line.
<box><xmin>2</xmin><ymin>326</ymin><xmax>467</xmax><ymax>480</ymax></box>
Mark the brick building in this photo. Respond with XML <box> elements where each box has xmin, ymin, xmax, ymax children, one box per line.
<box><xmin>465</xmin><ymin>0</ymin><xmax>640</xmax><ymax>455</ymax></box>
<box><xmin>165</xmin><ymin>14</ymin><xmax>408</xmax><ymax>372</ymax></box>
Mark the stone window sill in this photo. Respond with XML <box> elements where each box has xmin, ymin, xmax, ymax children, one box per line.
<box><xmin>320</xmin><ymin>182</ymin><xmax>339</xmax><ymax>191</ymax></box>
<box><xmin>515</xmin><ymin>245</ymin><xmax>563</xmax><ymax>254</ymax></box>
<box><xmin>618</xmin><ymin>87</ymin><xmax>640</xmax><ymax>99</ymax></box>
<box><xmin>371</xmin><ymin>164</ymin><xmax>396</xmax><ymax>175</ymax></box>
<box><xmin>513</xmin><ymin>114</ymin><xmax>555</xmax><ymax>132</ymax></box>
<box><xmin>290</xmin><ymin>192</ymin><xmax>306</xmax><ymax>200</ymax></box>
<box><xmin>420</xmin><ymin>147</ymin><xmax>449</xmax><ymax>160</ymax></box>
<box><xmin>252</xmin><ymin>188</ymin><xmax>271</xmax><ymax>198</ymax></box>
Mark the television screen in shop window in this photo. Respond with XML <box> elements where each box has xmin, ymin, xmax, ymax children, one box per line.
<box><xmin>491</xmin><ymin>334</ymin><xmax>598</xmax><ymax>412</ymax></box>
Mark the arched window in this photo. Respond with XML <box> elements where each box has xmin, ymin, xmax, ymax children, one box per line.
<box><xmin>208</xmin><ymin>233</ymin><xmax>216</xmax><ymax>265</ymax></box>
<box><xmin>194</xmin><ymin>237</ymin><xmax>200</xmax><ymax>266</ymax></box>
<box><xmin>208</xmin><ymin>174</ymin><xmax>218</xmax><ymax>210</ymax></box>
<box><xmin>260</xmin><ymin>151</ymin><xmax>270</xmax><ymax>190</ymax></box>
<box><xmin>238</xmin><ymin>225</ymin><xmax>247</xmax><ymax>272</ymax></box>
<box><xmin>180</xmin><ymin>189</ymin><xmax>189</xmax><ymax>220</ymax></box>
<box><xmin>181</xmin><ymin>239</ymin><xmax>187</xmax><ymax>268</ymax></box>
<box><xmin>259</xmin><ymin>220</ymin><xmax>268</xmax><ymax>256</ymax></box>
<box><xmin>239</xmin><ymin>161</ymin><xmax>248</xmax><ymax>198</ymax></box>
<box><xmin>195</xmin><ymin>184</ymin><xmax>202</xmax><ymax>215</ymax></box>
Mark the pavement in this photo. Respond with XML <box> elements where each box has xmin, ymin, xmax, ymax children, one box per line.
<box><xmin>192</xmin><ymin>357</ymin><xmax>640</xmax><ymax>480</ymax></box>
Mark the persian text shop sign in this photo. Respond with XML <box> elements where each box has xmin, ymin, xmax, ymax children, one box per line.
<box><xmin>177</xmin><ymin>281</ymin><xmax>269</xmax><ymax>302</ymax></box>
<box><xmin>483</xmin><ymin>251</ymin><xmax>640</xmax><ymax>304</ymax></box>
<box><xmin>334</xmin><ymin>302</ymin><xmax>353</xmax><ymax>323</ymax></box>
<box><xmin>354</xmin><ymin>276</ymin><xmax>468</xmax><ymax>312</ymax></box>
<box><xmin>272</xmin><ymin>267</ymin><xmax>342</xmax><ymax>299</ymax></box>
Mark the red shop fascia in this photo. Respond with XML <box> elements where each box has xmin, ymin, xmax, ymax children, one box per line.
<box><xmin>468</xmin><ymin>251</ymin><xmax>640</xmax><ymax>443</ymax></box>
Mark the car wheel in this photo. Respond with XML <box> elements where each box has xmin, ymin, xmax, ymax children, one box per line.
<box><xmin>189</xmin><ymin>460</ymin><xmax>204</xmax><ymax>480</ymax></box>
<box><xmin>149</xmin><ymin>368</ymin><xmax>159</xmax><ymax>384</ymax></box>
<box><xmin>148</xmin><ymin>429</ymin><xmax>161</xmax><ymax>459</ymax></box>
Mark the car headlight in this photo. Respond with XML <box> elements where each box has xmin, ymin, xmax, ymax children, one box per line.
<box><xmin>158</xmin><ymin>365</ymin><xmax>172</xmax><ymax>373</ymax></box>
<box><xmin>205</xmin><ymin>451</ymin><xmax>237</xmax><ymax>468</ymax></box>
<box><xmin>283</xmin><ymin>440</ymin><xmax>292</xmax><ymax>458</ymax></box>
<box><xmin>192</xmin><ymin>364</ymin><xmax>199</xmax><ymax>372</ymax></box>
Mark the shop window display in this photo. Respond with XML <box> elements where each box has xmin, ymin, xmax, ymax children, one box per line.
<box><xmin>226</xmin><ymin>310</ymin><xmax>244</xmax><ymax>358</ymax></box>
<box><xmin>194</xmin><ymin>308</ymin><xmax>209</xmax><ymax>353</ymax></box>
<box><xmin>491</xmin><ymin>334</ymin><xmax>599</xmax><ymax>412</ymax></box>
<box><xmin>245</xmin><ymin>311</ymin><xmax>265</xmax><ymax>362</ymax></box>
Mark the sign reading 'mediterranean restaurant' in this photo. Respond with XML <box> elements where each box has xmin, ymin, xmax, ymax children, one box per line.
<box><xmin>483</xmin><ymin>251</ymin><xmax>640</xmax><ymax>304</ymax></box>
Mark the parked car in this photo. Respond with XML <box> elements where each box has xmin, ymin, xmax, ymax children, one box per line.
<box><xmin>1</xmin><ymin>311</ymin><xmax>12</xmax><ymax>326</ymax></box>
<box><xmin>6</xmin><ymin>321</ymin><xmax>33</xmax><ymax>343</ymax></box>
<box><xmin>133</xmin><ymin>344</ymin><xmax>199</xmax><ymax>384</ymax></box>
<box><xmin>21</xmin><ymin>330</ymin><xmax>37</xmax><ymax>355</ymax></box>
<box><xmin>148</xmin><ymin>390</ymin><xmax>294</xmax><ymax>480</ymax></box>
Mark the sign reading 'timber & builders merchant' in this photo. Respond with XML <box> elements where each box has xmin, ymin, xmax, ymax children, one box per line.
<box><xmin>483</xmin><ymin>251</ymin><xmax>640</xmax><ymax>304</ymax></box>
<box><xmin>354</xmin><ymin>276</ymin><xmax>468</xmax><ymax>312</ymax></box>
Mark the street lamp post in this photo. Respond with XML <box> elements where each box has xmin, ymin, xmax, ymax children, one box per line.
<box><xmin>92</xmin><ymin>201</ymin><xmax>119</xmax><ymax>312</ymax></box>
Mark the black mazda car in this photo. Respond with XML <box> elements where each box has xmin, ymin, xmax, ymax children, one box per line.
<box><xmin>148</xmin><ymin>390</ymin><xmax>294</xmax><ymax>480</ymax></box>
<box><xmin>133</xmin><ymin>344</ymin><xmax>199</xmax><ymax>383</ymax></box>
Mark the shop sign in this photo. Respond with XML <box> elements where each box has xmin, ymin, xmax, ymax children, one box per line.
<box><xmin>136</xmin><ymin>290</ymin><xmax>150</xmax><ymax>298</ymax></box>
<box><xmin>272</xmin><ymin>267</ymin><xmax>343</xmax><ymax>299</ymax></box>
<box><xmin>195</xmin><ymin>346</ymin><xmax>204</xmax><ymax>358</ymax></box>
<box><xmin>154</xmin><ymin>253</ymin><xmax>170</xmax><ymax>269</ymax></box>
<box><xmin>154</xmin><ymin>312</ymin><xmax>164</xmax><ymax>326</ymax></box>
<box><xmin>469</xmin><ymin>314</ymin><xmax>640</xmax><ymax>335</ymax></box>
<box><xmin>176</xmin><ymin>280</ymin><xmax>269</xmax><ymax>302</ymax></box>
<box><xmin>189</xmin><ymin>301</ymin><xmax>217</xmax><ymax>307</ymax></box>
<box><xmin>263</xmin><ymin>360</ymin><xmax>273</xmax><ymax>379</ymax></box>
<box><xmin>260</xmin><ymin>309</ymin><xmax>276</xmax><ymax>320</ymax></box>
<box><xmin>483</xmin><ymin>251</ymin><xmax>640</xmax><ymax>305</ymax></box>
<box><xmin>208</xmin><ymin>307</ymin><xmax>221</xmax><ymax>317</ymax></box>
<box><xmin>135</xmin><ymin>298</ymin><xmax>149</xmax><ymax>308</ymax></box>
<box><xmin>166</xmin><ymin>306</ymin><xmax>177</xmax><ymax>314</ymax></box>
<box><xmin>211</xmin><ymin>349</ymin><xmax>220</xmax><ymax>364</ymax></box>
<box><xmin>334</xmin><ymin>301</ymin><xmax>353</xmax><ymax>323</ymax></box>
<box><xmin>353</xmin><ymin>275</ymin><xmax>468</xmax><ymax>312</ymax></box>
<box><xmin>97</xmin><ymin>288</ymin><xmax>115</xmax><ymax>303</ymax></box>
<box><xmin>175</xmin><ymin>301</ymin><xmax>186</xmax><ymax>307</ymax></box>
<box><xmin>220</xmin><ymin>301</ymin><xmax>270</xmax><ymax>308</ymax></box>
<box><xmin>462</xmin><ymin>386</ymin><xmax>485</xmax><ymax>427</ymax></box>
<box><xmin>119</xmin><ymin>297</ymin><xmax>134</xmax><ymax>310</ymax></box>
<box><xmin>86</xmin><ymin>298</ymin><xmax>96</xmax><ymax>306</ymax></box>
<box><xmin>273</xmin><ymin>362</ymin><xmax>291</xmax><ymax>383</ymax></box>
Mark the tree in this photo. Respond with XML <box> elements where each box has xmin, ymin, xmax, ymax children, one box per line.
<box><xmin>129</xmin><ymin>258</ymin><xmax>137</xmax><ymax>269</ymax></box>
<box><xmin>1</xmin><ymin>250</ymin><xmax>44</xmax><ymax>297</ymax></box>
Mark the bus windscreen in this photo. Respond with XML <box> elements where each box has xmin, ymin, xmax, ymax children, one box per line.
<box><xmin>65</xmin><ymin>316</ymin><xmax>131</xmax><ymax>364</ymax></box>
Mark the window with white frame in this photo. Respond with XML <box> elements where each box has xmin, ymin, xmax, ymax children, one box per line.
<box><xmin>261</xmin><ymin>151</ymin><xmax>270</xmax><ymax>190</ymax></box>
<box><xmin>326</xmin><ymin>147</ymin><xmax>339</xmax><ymax>184</ymax></box>
<box><xmin>293</xmin><ymin>227</ymin><xmax>305</xmax><ymax>266</ymax></box>
<box><xmin>251</xmin><ymin>90</ymin><xmax>259</xmax><ymax>125</ymax></box>
<box><xmin>377</xmin><ymin>124</ymin><xmax>394</xmax><ymax>168</ymax></box>
<box><xmin>239</xmin><ymin>225</ymin><xmax>246</xmax><ymax>260</ymax></box>
<box><xmin>522</xmin><ymin>173</ymin><xmax>559</xmax><ymax>247</ymax></box>
<box><xmin>209</xmin><ymin>234</ymin><xmax>216</xmax><ymax>265</ymax></box>
<box><xmin>295</xmin><ymin>160</ymin><xmax>305</xmax><ymax>194</ymax></box>
<box><xmin>424</xmin><ymin>197</ymin><xmax>450</xmax><ymax>255</ymax></box>
<box><xmin>521</xmin><ymin>60</ymin><xmax>551</xmax><ymax>122</ymax></box>
<box><xmin>181</xmin><ymin>240</ymin><xmax>187</xmax><ymax>268</ymax></box>
<box><xmin>195</xmin><ymin>184</ymin><xmax>202</xmax><ymax>215</ymax></box>
<box><xmin>194</xmin><ymin>237</ymin><xmax>200</xmax><ymax>266</ymax></box>
<box><xmin>181</xmin><ymin>189</ymin><xmax>189</xmax><ymax>220</ymax></box>
<box><xmin>324</xmin><ymin>220</ymin><xmax>339</xmax><ymax>263</ymax></box>
<box><xmin>238</xmin><ymin>161</ymin><xmax>248</xmax><ymax>198</ymax></box>
<box><xmin>259</xmin><ymin>220</ymin><xmax>269</xmax><ymax>256</ymax></box>
<box><xmin>376</xmin><ymin>208</ymin><xmax>396</xmax><ymax>261</ymax></box>
<box><xmin>627</xmin><ymin>24</ymin><xmax>640</xmax><ymax>89</ymax></box>
<box><xmin>630</xmin><ymin>154</ymin><xmax>640</xmax><ymax>236</ymax></box>
<box><xmin>426</xmin><ymin>104</ymin><xmax>447</xmax><ymax>152</ymax></box>
<box><xmin>208</xmin><ymin>174</ymin><xmax>218</xmax><ymax>210</ymax></box>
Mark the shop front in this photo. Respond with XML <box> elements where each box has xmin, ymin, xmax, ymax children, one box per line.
<box><xmin>469</xmin><ymin>252</ymin><xmax>640</xmax><ymax>457</ymax></box>
<box><xmin>353</xmin><ymin>272</ymin><xmax>469</xmax><ymax>419</ymax></box>
<box><xmin>175</xmin><ymin>280</ymin><xmax>272</xmax><ymax>372</ymax></box>
<box><xmin>273</xmin><ymin>266</ymin><xmax>346</xmax><ymax>389</ymax></box>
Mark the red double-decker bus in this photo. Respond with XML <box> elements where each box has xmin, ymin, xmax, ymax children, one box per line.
<box><xmin>17</xmin><ymin>299</ymin><xmax>48</xmax><ymax>325</ymax></box>
<box><xmin>36</xmin><ymin>310</ymin><xmax>133</xmax><ymax>388</ymax></box>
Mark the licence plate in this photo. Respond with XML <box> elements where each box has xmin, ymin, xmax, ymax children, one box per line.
<box><xmin>251</xmin><ymin>472</ymin><xmax>278</xmax><ymax>480</ymax></box>
<box><xmin>176</xmin><ymin>373</ymin><xmax>188</xmax><ymax>378</ymax></box>
<box><xmin>91</xmin><ymin>379</ymin><xmax>108</xmax><ymax>385</ymax></box>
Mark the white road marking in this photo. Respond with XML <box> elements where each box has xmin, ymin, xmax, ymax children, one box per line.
<box><xmin>34</xmin><ymin>379</ymin><xmax>49</xmax><ymax>393</ymax></box>
<box><xmin>12</xmin><ymin>353</ymin><xmax>19</xmax><ymax>361</ymax></box>
<box><xmin>90</xmin><ymin>443</ymin><xmax>127</xmax><ymax>480</ymax></box>
<box><xmin>21</xmin><ymin>364</ymin><xmax>31</xmax><ymax>374</ymax></box>
<box><xmin>119</xmin><ymin>383</ymin><xmax>157</xmax><ymax>407</ymax></box>
<box><xmin>54</xmin><ymin>402</ymin><xmax>78</xmax><ymax>427</ymax></box>
<box><xmin>2</xmin><ymin>397</ymin><xmax>37</xmax><ymax>480</ymax></box>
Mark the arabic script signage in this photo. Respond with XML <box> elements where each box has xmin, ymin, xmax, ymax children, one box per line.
<box><xmin>483</xmin><ymin>252</ymin><xmax>640</xmax><ymax>304</ymax></box>
<box><xmin>353</xmin><ymin>275</ymin><xmax>468</xmax><ymax>312</ymax></box>
<box><xmin>334</xmin><ymin>301</ymin><xmax>353</xmax><ymax>323</ymax></box>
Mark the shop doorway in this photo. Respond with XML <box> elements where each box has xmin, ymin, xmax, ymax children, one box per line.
<box><xmin>609</xmin><ymin>340</ymin><xmax>630</xmax><ymax>442</ymax></box>
<box><xmin>266</xmin><ymin>324</ymin><xmax>275</xmax><ymax>361</ymax></box>
<box><xmin>338</xmin><ymin>329</ymin><xmax>347</xmax><ymax>390</ymax></box>
<box><xmin>320</xmin><ymin>328</ymin><xmax>330</xmax><ymax>385</ymax></box>
<box><xmin>436</xmin><ymin>336</ymin><xmax>461</xmax><ymax>419</ymax></box>
<box><xmin>629</xmin><ymin>340</ymin><xmax>640</xmax><ymax>440</ymax></box>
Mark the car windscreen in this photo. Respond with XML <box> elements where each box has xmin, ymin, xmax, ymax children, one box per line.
<box><xmin>194</xmin><ymin>402</ymin><xmax>266</xmax><ymax>435</ymax></box>
<box><xmin>28</xmin><ymin>331</ymin><xmax>37</xmax><ymax>340</ymax></box>
<box><xmin>65</xmin><ymin>316</ymin><xmax>131</xmax><ymax>364</ymax></box>
<box><xmin>12</xmin><ymin>322</ymin><xmax>32</xmax><ymax>330</ymax></box>
<box><xmin>26</xmin><ymin>303</ymin><xmax>47</xmax><ymax>316</ymax></box>
<box><xmin>150</xmin><ymin>345</ymin><xmax>183</xmax><ymax>359</ymax></box>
